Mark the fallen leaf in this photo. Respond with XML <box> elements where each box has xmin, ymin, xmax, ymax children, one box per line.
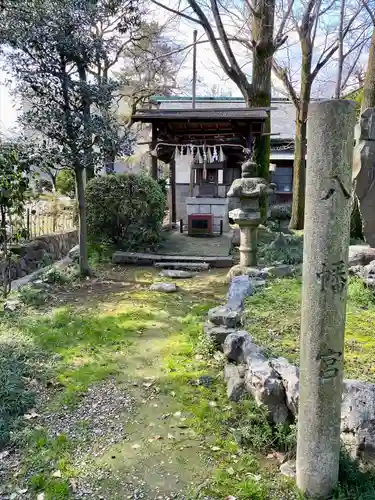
<box><xmin>23</xmin><ymin>409</ymin><xmax>39</xmax><ymax>420</ymax></box>
<box><xmin>69</xmin><ymin>478</ymin><xmax>78</xmax><ymax>492</ymax></box>
<box><xmin>37</xmin><ymin>494</ymin><xmax>45</xmax><ymax>500</ymax></box>
<box><xmin>17</xmin><ymin>488</ymin><xmax>28</xmax><ymax>494</ymax></box>
<box><xmin>52</xmin><ymin>470</ymin><xmax>62</xmax><ymax>478</ymax></box>
<box><xmin>167</xmin><ymin>433</ymin><xmax>175</xmax><ymax>440</ymax></box>
<box><xmin>131</xmin><ymin>443</ymin><xmax>141</xmax><ymax>449</ymax></box>
<box><xmin>247</xmin><ymin>473</ymin><xmax>262</xmax><ymax>481</ymax></box>
<box><xmin>211</xmin><ymin>446</ymin><xmax>221</xmax><ymax>452</ymax></box>
<box><xmin>148</xmin><ymin>435</ymin><xmax>163</xmax><ymax>442</ymax></box>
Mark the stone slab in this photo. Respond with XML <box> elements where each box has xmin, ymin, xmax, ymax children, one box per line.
<box><xmin>186</xmin><ymin>197</ymin><xmax>229</xmax><ymax>205</ymax></box>
<box><xmin>159</xmin><ymin>270</ymin><xmax>194</xmax><ymax>278</ymax></box>
<box><xmin>155</xmin><ymin>262</ymin><xmax>209</xmax><ymax>271</ymax></box>
<box><xmin>149</xmin><ymin>282</ymin><xmax>178</xmax><ymax>293</ymax></box>
<box><xmin>112</xmin><ymin>251</ymin><xmax>233</xmax><ymax>268</ymax></box>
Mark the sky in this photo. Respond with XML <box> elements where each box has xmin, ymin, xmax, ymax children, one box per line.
<box><xmin>0</xmin><ymin>71</ymin><xmax>18</xmax><ymax>133</ymax></box>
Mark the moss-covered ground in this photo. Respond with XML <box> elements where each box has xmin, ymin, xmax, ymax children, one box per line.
<box><xmin>244</xmin><ymin>276</ymin><xmax>375</xmax><ymax>383</ymax></box>
<box><xmin>0</xmin><ymin>263</ymin><xmax>374</xmax><ymax>499</ymax></box>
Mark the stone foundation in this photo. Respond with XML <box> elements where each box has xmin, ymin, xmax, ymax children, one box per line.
<box><xmin>186</xmin><ymin>197</ymin><xmax>229</xmax><ymax>233</ymax></box>
<box><xmin>0</xmin><ymin>230</ymin><xmax>78</xmax><ymax>282</ymax></box>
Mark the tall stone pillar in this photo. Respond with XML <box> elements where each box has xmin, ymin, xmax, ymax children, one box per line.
<box><xmin>296</xmin><ymin>100</ymin><xmax>356</xmax><ymax>498</ymax></box>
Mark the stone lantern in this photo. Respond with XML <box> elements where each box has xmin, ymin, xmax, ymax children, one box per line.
<box><xmin>227</xmin><ymin>155</ymin><xmax>275</xmax><ymax>270</ymax></box>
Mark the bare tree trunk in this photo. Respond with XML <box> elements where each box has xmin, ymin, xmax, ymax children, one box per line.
<box><xmin>290</xmin><ymin>49</ymin><xmax>312</xmax><ymax>230</ymax></box>
<box><xmin>361</xmin><ymin>26</ymin><xmax>375</xmax><ymax>112</ymax></box>
<box><xmin>251</xmin><ymin>0</ymin><xmax>275</xmax><ymax>181</ymax></box>
<box><xmin>335</xmin><ymin>0</ymin><xmax>346</xmax><ymax>99</ymax></box>
<box><xmin>75</xmin><ymin>167</ymin><xmax>91</xmax><ymax>276</ymax></box>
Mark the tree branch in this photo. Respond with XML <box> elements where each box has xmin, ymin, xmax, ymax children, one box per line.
<box><xmin>150</xmin><ymin>0</ymin><xmax>202</xmax><ymax>24</ymax></box>
<box><xmin>272</xmin><ymin>59</ymin><xmax>300</xmax><ymax>112</ymax></box>
<box><xmin>361</xmin><ymin>0</ymin><xmax>375</xmax><ymax>25</ymax></box>
<box><xmin>210</xmin><ymin>0</ymin><xmax>244</xmax><ymax>76</ymax></box>
<box><xmin>311</xmin><ymin>43</ymin><xmax>338</xmax><ymax>81</ymax></box>
<box><xmin>275</xmin><ymin>0</ymin><xmax>295</xmax><ymax>44</ymax></box>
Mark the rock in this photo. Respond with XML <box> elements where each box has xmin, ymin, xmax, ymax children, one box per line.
<box><xmin>197</xmin><ymin>375</ymin><xmax>214</xmax><ymax>387</ymax></box>
<box><xmin>245</xmin><ymin>357</ymin><xmax>290</xmax><ymax>424</ymax></box>
<box><xmin>348</xmin><ymin>245</ymin><xmax>375</xmax><ymax>266</ymax></box>
<box><xmin>264</xmin><ymin>264</ymin><xmax>295</xmax><ymax>278</ymax></box>
<box><xmin>159</xmin><ymin>270</ymin><xmax>194</xmax><ymax>279</ymax></box>
<box><xmin>270</xmin><ymin>357</ymin><xmax>299</xmax><ymax>416</ymax></box>
<box><xmin>280</xmin><ymin>460</ymin><xmax>296</xmax><ymax>479</ymax></box>
<box><xmin>223</xmin><ymin>331</ymin><xmax>264</xmax><ymax>364</ymax></box>
<box><xmin>349</xmin><ymin>265</ymin><xmax>364</xmax><ymax>277</ymax></box>
<box><xmin>341</xmin><ymin>380</ymin><xmax>375</xmax><ymax>460</ymax></box>
<box><xmin>149</xmin><ymin>282</ymin><xmax>178</xmax><ymax>293</ymax></box>
<box><xmin>208</xmin><ymin>305</ymin><xmax>242</xmax><ymax>328</ymax></box>
<box><xmin>252</xmin><ymin>278</ymin><xmax>266</xmax><ymax>289</ymax></box>
<box><xmin>204</xmin><ymin>321</ymin><xmax>236</xmax><ymax>347</ymax></box>
<box><xmin>362</xmin><ymin>260</ymin><xmax>375</xmax><ymax>287</ymax></box>
<box><xmin>224</xmin><ymin>364</ymin><xmax>246</xmax><ymax>401</ymax></box>
<box><xmin>226</xmin><ymin>275</ymin><xmax>253</xmax><ymax>310</ymax></box>
<box><xmin>68</xmin><ymin>244</ymin><xmax>79</xmax><ymax>261</ymax></box>
<box><xmin>3</xmin><ymin>298</ymin><xmax>22</xmax><ymax>312</ymax></box>
<box><xmin>227</xmin><ymin>265</ymin><xmax>268</xmax><ymax>280</ymax></box>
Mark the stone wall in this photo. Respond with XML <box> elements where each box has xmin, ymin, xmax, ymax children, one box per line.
<box><xmin>0</xmin><ymin>230</ymin><xmax>78</xmax><ymax>282</ymax></box>
<box><xmin>175</xmin><ymin>184</ymin><xmax>230</xmax><ymax>223</ymax></box>
<box><xmin>205</xmin><ymin>267</ymin><xmax>375</xmax><ymax>464</ymax></box>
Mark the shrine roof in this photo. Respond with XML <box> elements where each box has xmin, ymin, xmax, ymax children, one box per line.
<box><xmin>132</xmin><ymin>107</ymin><xmax>268</xmax><ymax>122</ymax></box>
<box><xmin>149</xmin><ymin>96</ymin><xmax>297</xmax><ymax>140</ymax></box>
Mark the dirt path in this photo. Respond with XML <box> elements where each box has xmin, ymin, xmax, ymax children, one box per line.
<box><xmin>0</xmin><ymin>267</ymin><xmax>229</xmax><ymax>500</ymax></box>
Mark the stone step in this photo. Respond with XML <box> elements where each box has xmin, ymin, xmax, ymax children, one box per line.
<box><xmin>159</xmin><ymin>269</ymin><xmax>195</xmax><ymax>278</ymax></box>
<box><xmin>156</xmin><ymin>262</ymin><xmax>209</xmax><ymax>271</ymax></box>
<box><xmin>112</xmin><ymin>251</ymin><xmax>233</xmax><ymax>268</ymax></box>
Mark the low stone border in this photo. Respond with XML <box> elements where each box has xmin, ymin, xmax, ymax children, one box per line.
<box><xmin>204</xmin><ymin>264</ymin><xmax>375</xmax><ymax>464</ymax></box>
<box><xmin>1</xmin><ymin>230</ymin><xmax>78</xmax><ymax>283</ymax></box>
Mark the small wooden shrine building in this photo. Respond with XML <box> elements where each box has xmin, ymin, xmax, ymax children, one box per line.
<box><xmin>132</xmin><ymin>106</ymin><xmax>269</xmax><ymax>235</ymax></box>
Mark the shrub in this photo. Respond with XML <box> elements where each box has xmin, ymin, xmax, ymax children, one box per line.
<box><xmin>56</xmin><ymin>169</ymin><xmax>75</xmax><ymax>198</ymax></box>
<box><xmin>86</xmin><ymin>173</ymin><xmax>166</xmax><ymax>251</ymax></box>
<box><xmin>270</xmin><ymin>203</ymin><xmax>292</xmax><ymax>222</ymax></box>
<box><xmin>0</xmin><ymin>344</ymin><xmax>36</xmax><ymax>447</ymax></box>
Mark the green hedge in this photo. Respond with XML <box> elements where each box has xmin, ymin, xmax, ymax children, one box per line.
<box><xmin>86</xmin><ymin>173</ymin><xmax>166</xmax><ymax>251</ymax></box>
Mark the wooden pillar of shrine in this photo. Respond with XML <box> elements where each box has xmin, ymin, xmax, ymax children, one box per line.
<box><xmin>151</xmin><ymin>123</ymin><xmax>158</xmax><ymax>180</ymax></box>
<box><xmin>170</xmin><ymin>158</ymin><xmax>176</xmax><ymax>223</ymax></box>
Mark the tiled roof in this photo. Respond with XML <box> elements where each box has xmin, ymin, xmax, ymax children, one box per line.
<box><xmin>156</xmin><ymin>98</ymin><xmax>296</xmax><ymax>140</ymax></box>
